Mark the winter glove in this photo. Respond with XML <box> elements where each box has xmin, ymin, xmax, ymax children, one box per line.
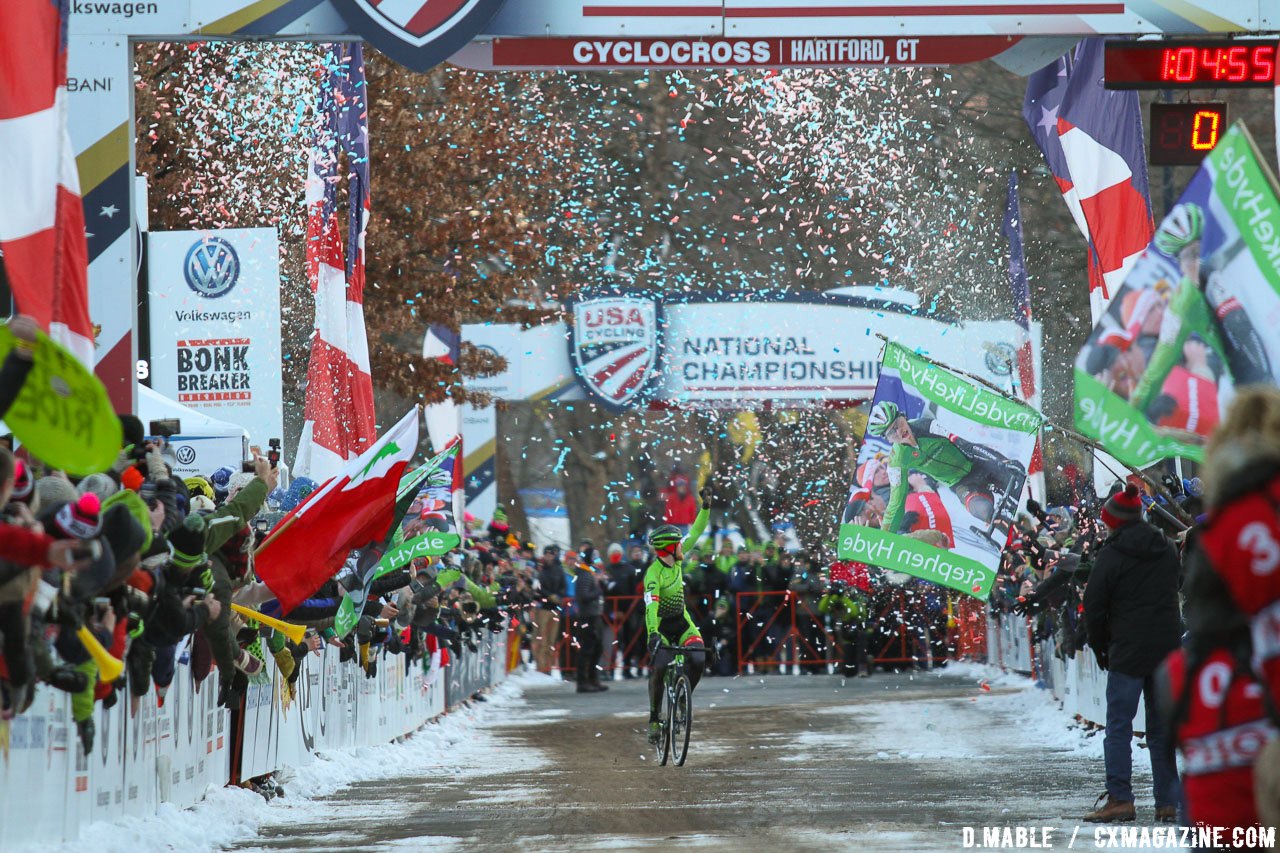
<box><xmin>699</xmin><ymin>487</ymin><xmax>710</xmax><ymax>507</ymax></box>
<box><xmin>647</xmin><ymin>633</ymin><xmax>661</xmax><ymax>659</ymax></box>
<box><xmin>704</xmin><ymin>641</ymin><xmax>719</xmax><ymax>668</ymax></box>
<box><xmin>1094</xmin><ymin>648</ymin><xmax>1109</xmax><ymax>671</ymax></box>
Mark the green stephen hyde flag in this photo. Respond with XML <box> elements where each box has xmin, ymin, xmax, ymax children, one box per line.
<box><xmin>1074</xmin><ymin>122</ymin><xmax>1280</xmax><ymax>468</ymax></box>
<box><xmin>839</xmin><ymin>343</ymin><xmax>1042</xmax><ymax>599</ymax></box>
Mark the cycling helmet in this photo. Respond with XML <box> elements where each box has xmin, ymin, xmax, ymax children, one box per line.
<box><xmin>867</xmin><ymin>401</ymin><xmax>901</xmax><ymax>437</ymax></box>
<box><xmin>648</xmin><ymin>524</ymin><xmax>683</xmax><ymax>552</ymax></box>
<box><xmin>1154</xmin><ymin>202</ymin><xmax>1204</xmax><ymax>256</ymax></box>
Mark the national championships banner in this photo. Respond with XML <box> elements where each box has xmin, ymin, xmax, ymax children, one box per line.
<box><xmin>1074</xmin><ymin>122</ymin><xmax>1280</xmax><ymax>468</ymax></box>
<box><xmin>838</xmin><ymin>343</ymin><xmax>1042</xmax><ymax>599</ymax></box>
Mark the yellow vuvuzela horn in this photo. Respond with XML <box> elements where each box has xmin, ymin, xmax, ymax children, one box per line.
<box><xmin>77</xmin><ymin>625</ymin><xmax>124</xmax><ymax>683</ymax></box>
<box><xmin>230</xmin><ymin>603</ymin><xmax>306</xmax><ymax>643</ymax></box>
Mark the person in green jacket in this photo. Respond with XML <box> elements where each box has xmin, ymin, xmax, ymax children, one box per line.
<box><xmin>819</xmin><ymin>580</ymin><xmax>871</xmax><ymax>677</ymax></box>
<box><xmin>867</xmin><ymin>401</ymin><xmax>1024</xmax><ymax>535</ymax></box>
<box><xmin>643</xmin><ymin>489</ymin><xmax>712</xmax><ymax>744</ymax></box>
<box><xmin>195</xmin><ymin>454</ymin><xmax>275</xmax><ymax>706</ymax></box>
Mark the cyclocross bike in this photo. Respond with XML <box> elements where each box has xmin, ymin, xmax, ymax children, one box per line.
<box><xmin>653</xmin><ymin>644</ymin><xmax>696</xmax><ymax>766</ymax></box>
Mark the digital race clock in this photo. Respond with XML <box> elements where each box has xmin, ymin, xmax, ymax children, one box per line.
<box><xmin>1104</xmin><ymin>40</ymin><xmax>1277</xmax><ymax>89</ymax></box>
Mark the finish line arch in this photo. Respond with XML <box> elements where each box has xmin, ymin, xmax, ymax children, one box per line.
<box><xmin>67</xmin><ymin>0</ymin><xmax>1274</xmax><ymax>408</ymax></box>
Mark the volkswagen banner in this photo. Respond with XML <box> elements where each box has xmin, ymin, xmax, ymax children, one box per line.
<box><xmin>146</xmin><ymin>228</ymin><xmax>283</xmax><ymax>447</ymax></box>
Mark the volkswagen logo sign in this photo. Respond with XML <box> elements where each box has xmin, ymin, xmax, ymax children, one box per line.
<box><xmin>984</xmin><ymin>342</ymin><xmax>1017</xmax><ymax>377</ymax></box>
<box><xmin>175</xmin><ymin>445</ymin><xmax>196</xmax><ymax>466</ymax></box>
<box><xmin>184</xmin><ymin>237</ymin><xmax>240</xmax><ymax>298</ymax></box>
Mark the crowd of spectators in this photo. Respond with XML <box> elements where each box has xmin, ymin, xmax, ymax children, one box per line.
<box><xmin>507</xmin><ymin>527</ymin><xmax>958</xmax><ymax>688</ymax></box>
<box><xmin>986</xmin><ymin>387</ymin><xmax>1278</xmax><ymax>830</ymax></box>
<box><xmin>0</xmin><ymin>316</ymin><xmax>516</xmax><ymax>763</ymax></box>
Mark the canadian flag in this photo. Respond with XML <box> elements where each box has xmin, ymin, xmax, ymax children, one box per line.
<box><xmin>0</xmin><ymin>0</ymin><xmax>94</xmax><ymax>367</ymax></box>
<box><xmin>257</xmin><ymin>407</ymin><xmax>419</xmax><ymax>614</ymax></box>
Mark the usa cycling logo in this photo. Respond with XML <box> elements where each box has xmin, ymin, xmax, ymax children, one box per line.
<box><xmin>568</xmin><ymin>293</ymin><xmax>662</xmax><ymax>410</ymax></box>
<box><xmin>183</xmin><ymin>238</ymin><xmax>240</xmax><ymax>299</ymax></box>
<box><xmin>336</xmin><ymin>0</ymin><xmax>507</xmax><ymax>72</ymax></box>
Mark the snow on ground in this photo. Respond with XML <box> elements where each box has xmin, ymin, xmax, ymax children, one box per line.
<box><xmin>52</xmin><ymin>671</ymin><xmax>547</xmax><ymax>853</ymax></box>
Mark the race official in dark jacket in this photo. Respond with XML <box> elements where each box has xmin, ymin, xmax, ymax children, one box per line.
<box><xmin>1081</xmin><ymin>484</ymin><xmax>1182</xmax><ymax>824</ymax></box>
<box><xmin>571</xmin><ymin>558</ymin><xmax>608</xmax><ymax>693</ymax></box>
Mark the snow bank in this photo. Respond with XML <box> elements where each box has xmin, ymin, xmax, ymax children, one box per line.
<box><xmin>55</xmin><ymin>673</ymin><xmax>540</xmax><ymax>853</ymax></box>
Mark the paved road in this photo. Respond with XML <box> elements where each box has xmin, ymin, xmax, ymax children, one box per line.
<box><xmin>240</xmin><ymin>670</ymin><xmax>1163</xmax><ymax>853</ymax></box>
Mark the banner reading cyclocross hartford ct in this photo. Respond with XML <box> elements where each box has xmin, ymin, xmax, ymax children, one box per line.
<box><xmin>838</xmin><ymin>343</ymin><xmax>1042</xmax><ymax>599</ymax></box>
<box><xmin>1074</xmin><ymin>122</ymin><xmax>1280</xmax><ymax>468</ymax></box>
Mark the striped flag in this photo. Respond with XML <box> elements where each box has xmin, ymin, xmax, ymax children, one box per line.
<box><xmin>1024</xmin><ymin>38</ymin><xmax>1153</xmax><ymax>323</ymax></box>
<box><xmin>0</xmin><ymin>0</ymin><xmax>93</xmax><ymax>367</ymax></box>
<box><xmin>1003</xmin><ymin>170</ymin><xmax>1044</xmax><ymax>504</ymax></box>
<box><xmin>294</xmin><ymin>44</ymin><xmax>377</xmax><ymax>482</ymax></box>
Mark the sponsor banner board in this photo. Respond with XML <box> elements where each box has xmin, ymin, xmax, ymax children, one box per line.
<box><xmin>147</xmin><ymin>229</ymin><xmax>283</xmax><ymax>446</ymax></box>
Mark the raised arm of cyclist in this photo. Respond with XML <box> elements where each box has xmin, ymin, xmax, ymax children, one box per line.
<box><xmin>643</xmin><ymin>490</ymin><xmax>711</xmax><ymax>744</ymax></box>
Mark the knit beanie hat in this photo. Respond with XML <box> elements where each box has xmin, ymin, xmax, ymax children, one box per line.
<box><xmin>101</xmin><ymin>503</ymin><xmax>146</xmax><ymax>564</ymax></box>
<box><xmin>78</xmin><ymin>472</ymin><xmax>118</xmax><ymax>502</ymax></box>
<box><xmin>189</xmin><ymin>494</ymin><xmax>216</xmax><ymax>514</ymax></box>
<box><xmin>168</xmin><ymin>514</ymin><xmax>208</xmax><ymax>571</ymax></box>
<box><xmin>1101</xmin><ymin>483</ymin><xmax>1143</xmax><ymax>530</ymax></box>
<box><xmin>209</xmin><ymin>466</ymin><xmax>235</xmax><ymax>501</ymax></box>
<box><xmin>53</xmin><ymin>493</ymin><xmax>103</xmax><ymax>539</ymax></box>
<box><xmin>184</xmin><ymin>476</ymin><xmax>215</xmax><ymax>501</ymax></box>
<box><xmin>227</xmin><ymin>471</ymin><xmax>255</xmax><ymax>498</ymax></box>
<box><xmin>11</xmin><ymin>459</ymin><xmax>32</xmax><ymax>501</ymax></box>
<box><xmin>492</xmin><ymin>506</ymin><xmax>508</xmax><ymax>528</ymax></box>
<box><xmin>35</xmin><ymin>476</ymin><xmax>78</xmax><ymax>510</ymax></box>
<box><xmin>120</xmin><ymin>466</ymin><xmax>145</xmax><ymax>493</ymax></box>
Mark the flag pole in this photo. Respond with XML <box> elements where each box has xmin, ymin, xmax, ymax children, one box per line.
<box><xmin>871</xmin><ymin>334</ymin><xmax>1191</xmax><ymax>526</ymax></box>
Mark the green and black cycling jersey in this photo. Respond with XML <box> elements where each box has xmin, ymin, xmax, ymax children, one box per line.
<box><xmin>643</xmin><ymin>508</ymin><xmax>709</xmax><ymax>645</ymax></box>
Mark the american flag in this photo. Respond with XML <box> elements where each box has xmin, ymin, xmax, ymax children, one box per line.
<box><xmin>294</xmin><ymin>44</ymin><xmax>377</xmax><ymax>482</ymax></box>
<box><xmin>1003</xmin><ymin>170</ymin><xmax>1044</xmax><ymax>504</ymax></box>
<box><xmin>1023</xmin><ymin>38</ymin><xmax>1153</xmax><ymax>323</ymax></box>
<box><xmin>0</xmin><ymin>0</ymin><xmax>93</xmax><ymax>367</ymax></box>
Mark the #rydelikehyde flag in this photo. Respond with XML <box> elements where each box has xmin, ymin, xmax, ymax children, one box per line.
<box><xmin>839</xmin><ymin>343</ymin><xmax>1042</xmax><ymax>600</ymax></box>
<box><xmin>422</xmin><ymin>324</ymin><xmax>464</xmax><ymax>531</ymax></box>
<box><xmin>1003</xmin><ymin>171</ymin><xmax>1044</xmax><ymax>505</ymax></box>
<box><xmin>257</xmin><ymin>407</ymin><xmax>419</xmax><ymax>614</ymax></box>
<box><xmin>1024</xmin><ymin>38</ymin><xmax>1153</xmax><ymax>323</ymax></box>
<box><xmin>0</xmin><ymin>0</ymin><xmax>94</xmax><ymax>367</ymax></box>
<box><xmin>294</xmin><ymin>43</ymin><xmax>376</xmax><ymax>481</ymax></box>
<box><xmin>1075</xmin><ymin>122</ymin><xmax>1280</xmax><ymax>469</ymax></box>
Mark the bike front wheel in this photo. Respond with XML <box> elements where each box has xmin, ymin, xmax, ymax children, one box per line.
<box><xmin>671</xmin><ymin>674</ymin><xmax>692</xmax><ymax>766</ymax></box>
<box><xmin>657</xmin><ymin>687</ymin><xmax>672</xmax><ymax>766</ymax></box>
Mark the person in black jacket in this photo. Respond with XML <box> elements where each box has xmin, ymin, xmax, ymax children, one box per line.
<box><xmin>571</xmin><ymin>557</ymin><xmax>608</xmax><ymax>693</ymax></box>
<box><xmin>1082</xmin><ymin>484</ymin><xmax>1182</xmax><ymax>824</ymax></box>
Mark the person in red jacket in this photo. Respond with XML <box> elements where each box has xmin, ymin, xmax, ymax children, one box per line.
<box><xmin>661</xmin><ymin>474</ymin><xmax>699</xmax><ymax>530</ymax></box>
<box><xmin>1181</xmin><ymin>387</ymin><xmax>1280</xmax><ymax>827</ymax></box>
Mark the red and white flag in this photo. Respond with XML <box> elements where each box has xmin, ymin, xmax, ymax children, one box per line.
<box><xmin>258</xmin><ymin>407</ymin><xmax>419</xmax><ymax>614</ymax></box>
<box><xmin>0</xmin><ymin>0</ymin><xmax>94</xmax><ymax>366</ymax></box>
<box><xmin>294</xmin><ymin>44</ymin><xmax>376</xmax><ymax>481</ymax></box>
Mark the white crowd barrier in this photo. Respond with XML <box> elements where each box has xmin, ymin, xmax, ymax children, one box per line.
<box><xmin>986</xmin><ymin>613</ymin><xmax>1143</xmax><ymax>729</ymax></box>
<box><xmin>0</xmin><ymin>631</ymin><xmax>507</xmax><ymax>847</ymax></box>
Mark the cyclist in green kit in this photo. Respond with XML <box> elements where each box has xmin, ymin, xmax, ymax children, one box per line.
<box><xmin>644</xmin><ymin>488</ymin><xmax>712</xmax><ymax>744</ymax></box>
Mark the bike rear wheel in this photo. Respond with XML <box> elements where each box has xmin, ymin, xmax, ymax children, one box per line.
<box><xmin>656</xmin><ymin>687</ymin><xmax>672</xmax><ymax>766</ymax></box>
<box><xmin>671</xmin><ymin>674</ymin><xmax>692</xmax><ymax>766</ymax></box>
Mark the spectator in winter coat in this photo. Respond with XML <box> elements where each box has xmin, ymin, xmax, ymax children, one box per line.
<box><xmin>571</xmin><ymin>557</ymin><xmax>607</xmax><ymax>693</ymax></box>
<box><xmin>532</xmin><ymin>546</ymin><xmax>566</xmax><ymax>673</ymax></box>
<box><xmin>1169</xmin><ymin>386</ymin><xmax>1280</xmax><ymax>827</ymax></box>
<box><xmin>661</xmin><ymin>474</ymin><xmax>698</xmax><ymax>529</ymax></box>
<box><xmin>1082</xmin><ymin>484</ymin><xmax>1182</xmax><ymax>824</ymax></box>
